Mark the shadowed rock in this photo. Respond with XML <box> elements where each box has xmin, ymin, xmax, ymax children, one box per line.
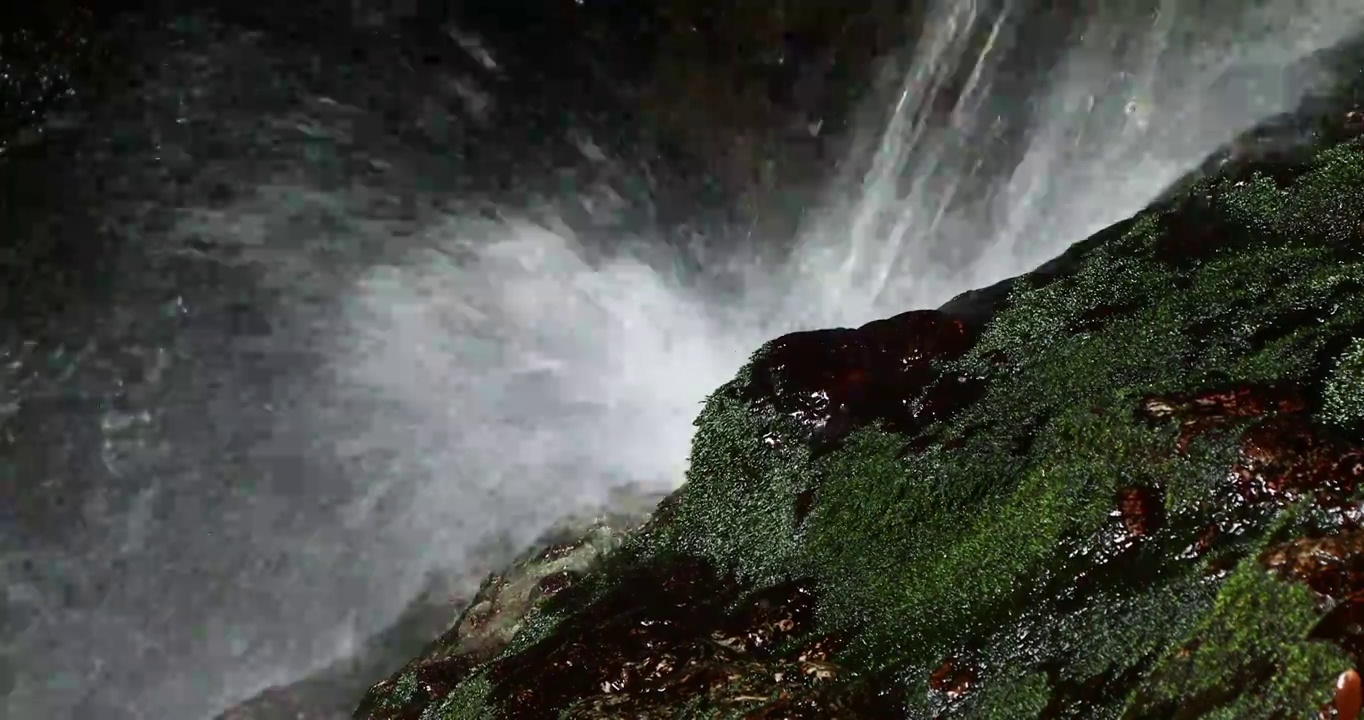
<box><xmin>219</xmin><ymin>486</ymin><xmax>666</xmax><ymax>720</ymax></box>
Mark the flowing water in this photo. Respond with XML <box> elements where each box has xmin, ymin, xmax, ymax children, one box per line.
<box><xmin>2</xmin><ymin>1</ymin><xmax>1363</xmax><ymax>719</ymax></box>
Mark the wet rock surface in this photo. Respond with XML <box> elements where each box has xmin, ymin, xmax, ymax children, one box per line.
<box><xmin>356</xmin><ymin>45</ymin><xmax>1364</xmax><ymax>720</ymax></box>
<box><xmin>220</xmin><ymin>485</ymin><xmax>667</xmax><ymax>720</ymax></box>
<box><xmin>738</xmin><ymin>309</ymin><xmax>979</xmax><ymax>448</ymax></box>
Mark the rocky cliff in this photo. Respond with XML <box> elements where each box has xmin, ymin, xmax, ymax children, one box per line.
<box><xmin>353</xmin><ymin>61</ymin><xmax>1364</xmax><ymax>720</ymax></box>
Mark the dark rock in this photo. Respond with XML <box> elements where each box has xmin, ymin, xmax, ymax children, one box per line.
<box><xmin>221</xmin><ymin>487</ymin><xmax>664</xmax><ymax>720</ymax></box>
<box><xmin>928</xmin><ymin>655</ymin><xmax>978</xmax><ymax>702</ymax></box>
<box><xmin>1112</xmin><ymin>486</ymin><xmax>1166</xmax><ymax>544</ymax></box>
<box><xmin>738</xmin><ymin>309</ymin><xmax>977</xmax><ymax>447</ymax></box>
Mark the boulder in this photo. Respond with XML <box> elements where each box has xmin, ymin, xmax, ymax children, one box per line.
<box><xmin>355</xmin><ymin>64</ymin><xmax>1364</xmax><ymax>720</ymax></box>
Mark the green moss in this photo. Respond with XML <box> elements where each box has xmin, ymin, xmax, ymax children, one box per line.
<box><xmin>968</xmin><ymin>671</ymin><xmax>1051</xmax><ymax>719</ymax></box>
<box><xmin>1218</xmin><ymin>141</ymin><xmax>1364</xmax><ymax>245</ymax></box>
<box><xmin>388</xmin><ymin>671</ymin><xmax>419</xmax><ymax>709</ymax></box>
<box><xmin>425</xmin><ymin>673</ymin><xmax>495</xmax><ymax>720</ymax></box>
<box><xmin>1323</xmin><ymin>337</ymin><xmax>1364</xmax><ymax>428</ymax></box>
<box><xmin>622</xmin><ymin>134</ymin><xmax>1364</xmax><ymax>715</ymax></box>
<box><xmin>372</xmin><ymin>128</ymin><xmax>1364</xmax><ymax>719</ymax></box>
<box><xmin>1126</xmin><ymin>557</ymin><xmax>1349</xmax><ymax>718</ymax></box>
<box><xmin>661</xmin><ymin>259</ymin><xmax>1171</xmax><ymax>672</ymax></box>
<box><xmin>631</xmin><ymin>143</ymin><xmax>1364</xmax><ymax>696</ymax></box>
<box><xmin>655</xmin><ymin>385</ymin><xmax>809</xmax><ymax>585</ymax></box>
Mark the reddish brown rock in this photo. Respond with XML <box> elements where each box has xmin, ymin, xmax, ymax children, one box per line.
<box><xmin>1178</xmin><ymin>524</ymin><xmax>1221</xmax><ymax>561</ymax></box>
<box><xmin>1333</xmin><ymin>669</ymin><xmax>1363</xmax><ymax>719</ymax></box>
<box><xmin>1111</xmin><ymin>486</ymin><xmax>1166</xmax><ymax>543</ymax></box>
<box><xmin>1261</xmin><ymin>532</ymin><xmax>1364</xmax><ymax>599</ymax></box>
<box><xmin>928</xmin><ymin>656</ymin><xmax>977</xmax><ymax>701</ymax></box>
<box><xmin>1346</xmin><ymin>109</ymin><xmax>1364</xmax><ymax>135</ymax></box>
<box><xmin>1137</xmin><ymin>382</ymin><xmax>1307</xmax><ymax>454</ymax></box>
<box><xmin>1136</xmin><ymin>381</ymin><xmax>1364</xmax><ymax>523</ymax></box>
<box><xmin>481</xmin><ymin>560</ymin><xmax>898</xmax><ymax>719</ymax></box>
<box><xmin>1231</xmin><ymin>416</ymin><xmax>1364</xmax><ymax>512</ymax></box>
<box><xmin>714</xmin><ymin>581</ymin><xmax>819</xmax><ymax>656</ymax></box>
<box><xmin>1262</xmin><ymin>531</ymin><xmax>1364</xmax><ymax>664</ymax></box>
<box><xmin>1068</xmin><ymin>301</ymin><xmax>1142</xmax><ymax>334</ymax></box>
<box><xmin>795</xmin><ymin>633</ymin><xmax>848</xmax><ymax>664</ymax></box>
<box><xmin>535</xmin><ymin>570</ymin><xmax>577</xmax><ymax>598</ymax></box>
<box><xmin>743</xmin><ymin>310</ymin><xmax>980</xmax><ymax>444</ymax></box>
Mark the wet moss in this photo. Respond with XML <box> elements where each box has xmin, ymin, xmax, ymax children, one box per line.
<box><xmin>426</xmin><ymin>674</ymin><xmax>494</xmax><ymax>720</ymax></box>
<box><xmin>391</xmin><ymin>672</ymin><xmax>419</xmax><ymax>708</ymax></box>
<box><xmin>1125</xmin><ymin>555</ymin><xmax>1350</xmax><ymax>718</ymax></box>
<box><xmin>1324</xmin><ymin>338</ymin><xmax>1364</xmax><ymax>432</ymax></box>
<box><xmin>1216</xmin><ymin>142</ymin><xmax>1364</xmax><ymax>250</ymax></box>
<box><xmin>625</xmin><ymin>134</ymin><xmax>1364</xmax><ymax>716</ymax></box>
<box><xmin>359</xmin><ymin>113</ymin><xmax>1364</xmax><ymax>719</ymax></box>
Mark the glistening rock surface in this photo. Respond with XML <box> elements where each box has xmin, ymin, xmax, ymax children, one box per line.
<box><xmin>219</xmin><ymin>486</ymin><xmax>666</xmax><ymax>720</ymax></box>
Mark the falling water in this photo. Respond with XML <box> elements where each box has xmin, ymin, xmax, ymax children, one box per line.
<box><xmin>1</xmin><ymin>2</ymin><xmax>1362</xmax><ymax>719</ymax></box>
<box><xmin>788</xmin><ymin>0</ymin><xmax>1364</xmax><ymax>325</ymax></box>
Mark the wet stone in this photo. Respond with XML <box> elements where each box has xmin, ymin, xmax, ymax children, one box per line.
<box><xmin>1347</xmin><ymin>109</ymin><xmax>1364</xmax><ymax>135</ymax></box>
<box><xmin>1263</xmin><ymin>531</ymin><xmax>1364</xmax><ymax>665</ymax></box>
<box><xmin>928</xmin><ymin>656</ymin><xmax>977</xmax><ymax>702</ymax></box>
<box><xmin>1178</xmin><ymin>524</ymin><xmax>1221</xmax><ymax>561</ymax></box>
<box><xmin>352</xmin><ymin>503</ymin><xmax>658</xmax><ymax>720</ymax></box>
<box><xmin>479</xmin><ymin>559</ymin><xmax>901</xmax><ymax>719</ymax></box>
<box><xmin>712</xmin><ymin>580</ymin><xmax>818</xmax><ymax>656</ymax></box>
<box><xmin>1230</xmin><ymin>415</ymin><xmax>1364</xmax><ymax>513</ymax></box>
<box><xmin>1111</xmin><ymin>486</ymin><xmax>1166</xmax><ymax>544</ymax></box>
<box><xmin>1136</xmin><ymin>381</ymin><xmax>1308</xmax><ymax>454</ymax></box>
<box><xmin>1246</xmin><ymin>305</ymin><xmax>1335</xmax><ymax>352</ymax></box>
<box><xmin>742</xmin><ymin>310</ymin><xmax>978</xmax><ymax>445</ymax></box>
<box><xmin>535</xmin><ymin>570</ymin><xmax>577</xmax><ymax>598</ymax></box>
<box><xmin>794</xmin><ymin>633</ymin><xmax>847</xmax><ymax>664</ymax></box>
<box><xmin>909</xmin><ymin>372</ymin><xmax>989</xmax><ymax>428</ymax></box>
<box><xmin>1139</xmin><ymin>380</ymin><xmax>1364</xmax><ymax>532</ymax></box>
<box><xmin>1261</xmin><ymin>531</ymin><xmax>1364</xmax><ymax>601</ymax></box>
<box><xmin>353</xmin><ymin>75</ymin><xmax>1364</xmax><ymax>718</ymax></box>
<box><xmin>792</xmin><ymin>485</ymin><xmax>817</xmax><ymax>525</ymax></box>
<box><xmin>1150</xmin><ymin>192</ymin><xmax>1247</xmax><ymax>271</ymax></box>
<box><xmin>1039</xmin><ymin>659</ymin><xmax>1154</xmax><ymax>719</ymax></box>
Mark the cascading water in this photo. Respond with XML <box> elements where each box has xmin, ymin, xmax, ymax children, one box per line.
<box><xmin>787</xmin><ymin>0</ymin><xmax>1364</xmax><ymax>326</ymax></box>
<box><xmin>1</xmin><ymin>2</ymin><xmax>1362</xmax><ymax>719</ymax></box>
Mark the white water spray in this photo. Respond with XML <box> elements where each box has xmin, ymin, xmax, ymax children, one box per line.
<box><xmin>791</xmin><ymin>0</ymin><xmax>1364</xmax><ymax>324</ymax></box>
<box><xmin>1</xmin><ymin>2</ymin><xmax>1362</xmax><ymax>719</ymax></box>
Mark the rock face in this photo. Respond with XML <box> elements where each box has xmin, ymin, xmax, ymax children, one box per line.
<box><xmin>218</xmin><ymin>487</ymin><xmax>668</xmax><ymax>720</ymax></box>
<box><xmin>354</xmin><ymin>57</ymin><xmax>1364</xmax><ymax>719</ymax></box>
<box><xmin>0</xmin><ymin>1</ymin><xmax>110</xmax><ymax>156</ymax></box>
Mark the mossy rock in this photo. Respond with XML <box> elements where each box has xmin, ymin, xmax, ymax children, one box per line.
<box><xmin>351</xmin><ymin>487</ymin><xmax>666</xmax><ymax>720</ymax></box>
<box><xmin>356</xmin><ymin>75</ymin><xmax>1364</xmax><ymax>720</ymax></box>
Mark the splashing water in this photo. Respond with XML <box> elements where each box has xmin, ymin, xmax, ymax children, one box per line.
<box><xmin>789</xmin><ymin>0</ymin><xmax>1364</xmax><ymax>325</ymax></box>
<box><xmin>1</xmin><ymin>2</ymin><xmax>1362</xmax><ymax>719</ymax></box>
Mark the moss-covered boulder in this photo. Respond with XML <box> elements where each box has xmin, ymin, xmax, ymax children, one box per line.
<box><xmin>356</xmin><ymin>76</ymin><xmax>1364</xmax><ymax>720</ymax></box>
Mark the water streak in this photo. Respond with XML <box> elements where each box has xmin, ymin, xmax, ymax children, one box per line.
<box><xmin>790</xmin><ymin>0</ymin><xmax>1364</xmax><ymax>325</ymax></box>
